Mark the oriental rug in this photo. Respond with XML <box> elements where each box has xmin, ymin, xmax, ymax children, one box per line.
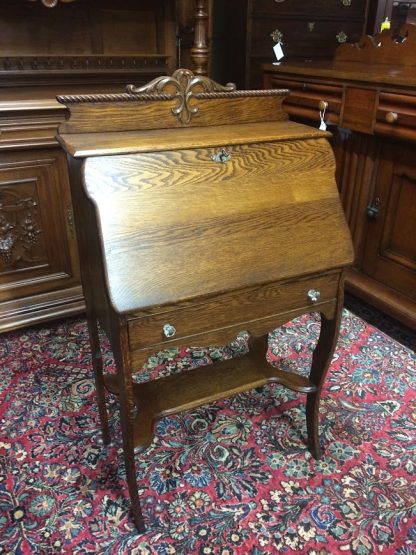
<box><xmin>0</xmin><ymin>310</ymin><xmax>415</xmax><ymax>555</ymax></box>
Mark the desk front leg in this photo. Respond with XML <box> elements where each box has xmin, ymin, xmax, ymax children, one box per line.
<box><xmin>112</xmin><ymin>322</ymin><xmax>146</xmax><ymax>533</ymax></box>
<box><xmin>306</xmin><ymin>295</ymin><xmax>344</xmax><ymax>459</ymax></box>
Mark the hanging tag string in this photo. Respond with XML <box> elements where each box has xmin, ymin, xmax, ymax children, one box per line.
<box><xmin>319</xmin><ymin>105</ymin><xmax>327</xmax><ymax>131</ymax></box>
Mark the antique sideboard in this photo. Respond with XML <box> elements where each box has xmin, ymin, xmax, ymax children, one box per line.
<box><xmin>0</xmin><ymin>0</ymin><xmax>210</xmax><ymax>332</ymax></box>
<box><xmin>264</xmin><ymin>25</ymin><xmax>416</xmax><ymax>330</ymax></box>
<box><xmin>57</xmin><ymin>70</ymin><xmax>353</xmax><ymax>530</ymax></box>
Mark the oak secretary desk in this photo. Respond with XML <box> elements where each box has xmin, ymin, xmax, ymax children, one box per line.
<box><xmin>57</xmin><ymin>69</ymin><xmax>354</xmax><ymax>532</ymax></box>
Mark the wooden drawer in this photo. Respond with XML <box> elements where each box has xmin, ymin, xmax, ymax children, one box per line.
<box><xmin>375</xmin><ymin>92</ymin><xmax>416</xmax><ymax>141</ymax></box>
<box><xmin>128</xmin><ymin>272</ymin><xmax>340</xmax><ymax>351</ymax></box>
<box><xmin>253</xmin><ymin>0</ymin><xmax>367</xmax><ymax>19</ymax></box>
<box><xmin>251</xmin><ymin>18</ymin><xmax>364</xmax><ymax>60</ymax></box>
<box><xmin>268</xmin><ymin>76</ymin><xmax>342</xmax><ymax>124</ymax></box>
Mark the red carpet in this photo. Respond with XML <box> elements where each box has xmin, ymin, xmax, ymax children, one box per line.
<box><xmin>0</xmin><ymin>310</ymin><xmax>415</xmax><ymax>554</ymax></box>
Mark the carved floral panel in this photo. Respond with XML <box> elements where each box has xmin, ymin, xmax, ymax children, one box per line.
<box><xmin>0</xmin><ymin>180</ymin><xmax>45</xmax><ymax>272</ymax></box>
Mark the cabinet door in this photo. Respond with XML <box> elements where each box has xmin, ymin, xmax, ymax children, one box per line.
<box><xmin>363</xmin><ymin>143</ymin><xmax>416</xmax><ymax>300</ymax></box>
<box><xmin>0</xmin><ymin>149</ymin><xmax>81</xmax><ymax>309</ymax></box>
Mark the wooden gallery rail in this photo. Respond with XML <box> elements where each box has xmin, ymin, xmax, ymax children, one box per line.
<box><xmin>57</xmin><ymin>69</ymin><xmax>354</xmax><ymax>531</ymax></box>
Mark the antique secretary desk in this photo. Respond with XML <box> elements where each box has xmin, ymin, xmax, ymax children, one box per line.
<box><xmin>57</xmin><ymin>69</ymin><xmax>354</xmax><ymax>531</ymax></box>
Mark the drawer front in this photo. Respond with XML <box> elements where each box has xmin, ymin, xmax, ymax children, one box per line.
<box><xmin>267</xmin><ymin>76</ymin><xmax>342</xmax><ymax>125</ymax></box>
<box><xmin>252</xmin><ymin>18</ymin><xmax>365</xmax><ymax>60</ymax></box>
<box><xmin>375</xmin><ymin>92</ymin><xmax>416</xmax><ymax>141</ymax></box>
<box><xmin>253</xmin><ymin>0</ymin><xmax>367</xmax><ymax>19</ymax></box>
<box><xmin>128</xmin><ymin>272</ymin><xmax>341</xmax><ymax>351</ymax></box>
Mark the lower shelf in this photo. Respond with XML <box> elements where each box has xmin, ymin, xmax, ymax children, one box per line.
<box><xmin>104</xmin><ymin>335</ymin><xmax>316</xmax><ymax>452</ymax></box>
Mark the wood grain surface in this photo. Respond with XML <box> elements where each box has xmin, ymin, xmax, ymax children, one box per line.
<box><xmin>83</xmin><ymin>137</ymin><xmax>352</xmax><ymax>312</ymax></box>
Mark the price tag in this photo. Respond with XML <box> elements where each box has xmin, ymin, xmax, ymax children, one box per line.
<box><xmin>273</xmin><ymin>42</ymin><xmax>284</xmax><ymax>62</ymax></box>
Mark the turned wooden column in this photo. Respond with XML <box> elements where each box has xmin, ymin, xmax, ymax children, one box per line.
<box><xmin>190</xmin><ymin>0</ymin><xmax>209</xmax><ymax>75</ymax></box>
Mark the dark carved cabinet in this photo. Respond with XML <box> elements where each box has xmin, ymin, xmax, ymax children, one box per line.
<box><xmin>212</xmin><ymin>0</ymin><xmax>369</xmax><ymax>88</ymax></box>
<box><xmin>0</xmin><ymin>0</ymin><xmax>210</xmax><ymax>332</ymax></box>
<box><xmin>0</xmin><ymin>145</ymin><xmax>81</xmax><ymax>330</ymax></box>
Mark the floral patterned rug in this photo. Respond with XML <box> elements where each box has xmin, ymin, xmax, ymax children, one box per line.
<box><xmin>0</xmin><ymin>310</ymin><xmax>415</xmax><ymax>555</ymax></box>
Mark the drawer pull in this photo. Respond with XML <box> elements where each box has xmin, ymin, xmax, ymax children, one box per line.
<box><xmin>307</xmin><ymin>289</ymin><xmax>321</xmax><ymax>303</ymax></box>
<box><xmin>212</xmin><ymin>148</ymin><xmax>231</xmax><ymax>163</ymax></box>
<box><xmin>385</xmin><ymin>112</ymin><xmax>398</xmax><ymax>124</ymax></box>
<box><xmin>162</xmin><ymin>323</ymin><xmax>176</xmax><ymax>338</ymax></box>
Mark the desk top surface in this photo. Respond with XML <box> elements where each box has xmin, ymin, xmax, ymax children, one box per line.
<box><xmin>59</xmin><ymin>120</ymin><xmax>329</xmax><ymax>158</ymax></box>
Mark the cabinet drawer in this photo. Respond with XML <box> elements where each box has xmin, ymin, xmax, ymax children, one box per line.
<box><xmin>128</xmin><ymin>272</ymin><xmax>340</xmax><ymax>351</ymax></box>
<box><xmin>268</xmin><ymin>77</ymin><xmax>342</xmax><ymax>124</ymax></box>
<box><xmin>253</xmin><ymin>0</ymin><xmax>367</xmax><ymax>19</ymax></box>
<box><xmin>375</xmin><ymin>92</ymin><xmax>416</xmax><ymax>141</ymax></box>
<box><xmin>252</xmin><ymin>18</ymin><xmax>364</xmax><ymax>60</ymax></box>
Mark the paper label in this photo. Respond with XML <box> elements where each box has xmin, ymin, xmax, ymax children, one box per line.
<box><xmin>273</xmin><ymin>42</ymin><xmax>284</xmax><ymax>62</ymax></box>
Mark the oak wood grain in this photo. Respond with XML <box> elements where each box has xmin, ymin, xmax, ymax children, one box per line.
<box><xmin>82</xmin><ymin>139</ymin><xmax>352</xmax><ymax>312</ymax></box>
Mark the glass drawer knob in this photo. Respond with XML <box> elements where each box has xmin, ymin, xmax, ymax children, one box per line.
<box><xmin>163</xmin><ymin>323</ymin><xmax>176</xmax><ymax>338</ymax></box>
<box><xmin>307</xmin><ymin>289</ymin><xmax>321</xmax><ymax>303</ymax></box>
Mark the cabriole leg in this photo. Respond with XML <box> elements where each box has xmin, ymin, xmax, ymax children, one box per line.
<box><xmin>306</xmin><ymin>307</ymin><xmax>342</xmax><ymax>459</ymax></box>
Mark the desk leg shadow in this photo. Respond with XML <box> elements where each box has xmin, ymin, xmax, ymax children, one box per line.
<box><xmin>88</xmin><ymin>309</ymin><xmax>342</xmax><ymax>533</ymax></box>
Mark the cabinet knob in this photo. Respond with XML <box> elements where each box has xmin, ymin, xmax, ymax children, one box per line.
<box><xmin>307</xmin><ymin>289</ymin><xmax>321</xmax><ymax>303</ymax></box>
<box><xmin>385</xmin><ymin>112</ymin><xmax>398</xmax><ymax>124</ymax></box>
<box><xmin>162</xmin><ymin>323</ymin><xmax>176</xmax><ymax>338</ymax></box>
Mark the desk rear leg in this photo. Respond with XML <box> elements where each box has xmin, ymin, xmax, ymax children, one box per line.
<box><xmin>87</xmin><ymin>315</ymin><xmax>111</xmax><ymax>445</ymax></box>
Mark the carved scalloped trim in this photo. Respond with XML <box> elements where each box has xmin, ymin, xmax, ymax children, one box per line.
<box><xmin>335</xmin><ymin>23</ymin><xmax>416</xmax><ymax>63</ymax></box>
<box><xmin>56</xmin><ymin>69</ymin><xmax>289</xmax><ymax>124</ymax></box>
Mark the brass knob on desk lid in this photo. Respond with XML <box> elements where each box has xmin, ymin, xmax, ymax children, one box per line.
<box><xmin>307</xmin><ymin>289</ymin><xmax>321</xmax><ymax>303</ymax></box>
<box><xmin>162</xmin><ymin>323</ymin><xmax>176</xmax><ymax>338</ymax></box>
<box><xmin>385</xmin><ymin>112</ymin><xmax>398</xmax><ymax>124</ymax></box>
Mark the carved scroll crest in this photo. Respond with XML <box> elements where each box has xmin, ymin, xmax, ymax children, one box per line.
<box><xmin>126</xmin><ymin>68</ymin><xmax>236</xmax><ymax>124</ymax></box>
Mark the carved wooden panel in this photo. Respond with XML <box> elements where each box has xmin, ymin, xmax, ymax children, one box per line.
<box><xmin>0</xmin><ymin>149</ymin><xmax>80</xmax><ymax>301</ymax></box>
<box><xmin>0</xmin><ymin>178</ymin><xmax>46</xmax><ymax>270</ymax></box>
<box><xmin>362</xmin><ymin>142</ymin><xmax>416</xmax><ymax>300</ymax></box>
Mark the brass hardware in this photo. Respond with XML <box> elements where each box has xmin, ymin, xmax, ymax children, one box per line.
<box><xmin>318</xmin><ymin>100</ymin><xmax>328</xmax><ymax>111</ymax></box>
<box><xmin>336</xmin><ymin>31</ymin><xmax>348</xmax><ymax>43</ymax></box>
<box><xmin>366</xmin><ymin>197</ymin><xmax>381</xmax><ymax>219</ymax></box>
<box><xmin>385</xmin><ymin>111</ymin><xmax>398</xmax><ymax>123</ymax></box>
<box><xmin>308</xmin><ymin>22</ymin><xmax>315</xmax><ymax>32</ymax></box>
<box><xmin>340</xmin><ymin>0</ymin><xmax>352</xmax><ymax>5</ymax></box>
<box><xmin>307</xmin><ymin>289</ymin><xmax>321</xmax><ymax>303</ymax></box>
<box><xmin>163</xmin><ymin>323</ymin><xmax>176</xmax><ymax>338</ymax></box>
<box><xmin>270</xmin><ymin>29</ymin><xmax>284</xmax><ymax>44</ymax></box>
<box><xmin>212</xmin><ymin>148</ymin><xmax>231</xmax><ymax>163</ymax></box>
